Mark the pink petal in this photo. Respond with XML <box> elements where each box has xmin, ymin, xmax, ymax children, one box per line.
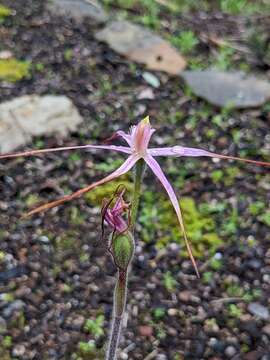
<box><xmin>116</xmin><ymin>130</ymin><xmax>132</xmax><ymax>146</ymax></box>
<box><xmin>0</xmin><ymin>144</ymin><xmax>131</xmax><ymax>160</ymax></box>
<box><xmin>144</xmin><ymin>154</ymin><xmax>199</xmax><ymax>277</ymax></box>
<box><xmin>149</xmin><ymin>146</ymin><xmax>270</xmax><ymax>166</ymax></box>
<box><xmin>25</xmin><ymin>155</ymin><xmax>139</xmax><ymax>217</ymax></box>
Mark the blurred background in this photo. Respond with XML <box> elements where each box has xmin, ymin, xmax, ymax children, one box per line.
<box><xmin>0</xmin><ymin>1</ymin><xmax>270</xmax><ymax>359</ymax></box>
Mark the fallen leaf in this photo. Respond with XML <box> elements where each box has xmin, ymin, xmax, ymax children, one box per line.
<box><xmin>95</xmin><ymin>21</ymin><xmax>186</xmax><ymax>75</ymax></box>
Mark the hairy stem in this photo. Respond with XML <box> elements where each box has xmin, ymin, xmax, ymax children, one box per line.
<box><xmin>130</xmin><ymin>159</ymin><xmax>145</xmax><ymax>232</ymax></box>
<box><xmin>106</xmin><ymin>270</ymin><xmax>127</xmax><ymax>360</ymax></box>
<box><xmin>106</xmin><ymin>160</ymin><xmax>144</xmax><ymax>360</ymax></box>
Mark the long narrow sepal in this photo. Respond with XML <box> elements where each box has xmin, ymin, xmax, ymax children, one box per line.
<box><xmin>0</xmin><ymin>144</ymin><xmax>131</xmax><ymax>159</ymax></box>
<box><xmin>149</xmin><ymin>146</ymin><xmax>270</xmax><ymax>167</ymax></box>
<box><xmin>24</xmin><ymin>155</ymin><xmax>140</xmax><ymax>217</ymax></box>
<box><xmin>144</xmin><ymin>154</ymin><xmax>199</xmax><ymax>278</ymax></box>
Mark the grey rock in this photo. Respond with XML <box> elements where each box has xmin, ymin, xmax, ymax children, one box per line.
<box><xmin>0</xmin><ymin>95</ymin><xmax>83</xmax><ymax>153</ymax></box>
<box><xmin>12</xmin><ymin>344</ymin><xmax>26</xmax><ymax>357</ymax></box>
<box><xmin>0</xmin><ymin>265</ymin><xmax>28</xmax><ymax>281</ymax></box>
<box><xmin>47</xmin><ymin>0</ymin><xmax>108</xmax><ymax>24</ymax></box>
<box><xmin>262</xmin><ymin>324</ymin><xmax>270</xmax><ymax>337</ymax></box>
<box><xmin>181</xmin><ymin>70</ymin><xmax>270</xmax><ymax>108</ymax></box>
<box><xmin>3</xmin><ymin>300</ymin><xmax>25</xmax><ymax>318</ymax></box>
<box><xmin>95</xmin><ymin>21</ymin><xmax>186</xmax><ymax>75</ymax></box>
<box><xmin>248</xmin><ymin>302</ymin><xmax>269</xmax><ymax>320</ymax></box>
<box><xmin>225</xmin><ymin>345</ymin><xmax>237</xmax><ymax>357</ymax></box>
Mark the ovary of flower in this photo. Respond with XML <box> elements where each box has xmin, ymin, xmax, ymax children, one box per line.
<box><xmin>1</xmin><ymin>116</ymin><xmax>269</xmax><ymax>277</ymax></box>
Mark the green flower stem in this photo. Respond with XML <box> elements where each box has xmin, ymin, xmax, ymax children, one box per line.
<box><xmin>106</xmin><ymin>160</ymin><xmax>144</xmax><ymax>360</ymax></box>
<box><xmin>106</xmin><ymin>270</ymin><xmax>127</xmax><ymax>360</ymax></box>
<box><xmin>130</xmin><ymin>159</ymin><xmax>145</xmax><ymax>232</ymax></box>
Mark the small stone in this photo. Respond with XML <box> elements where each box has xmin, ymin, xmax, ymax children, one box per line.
<box><xmin>0</xmin><ymin>50</ymin><xmax>13</xmax><ymax>59</ymax></box>
<box><xmin>262</xmin><ymin>324</ymin><xmax>270</xmax><ymax>337</ymax></box>
<box><xmin>168</xmin><ymin>308</ymin><xmax>178</xmax><ymax>316</ymax></box>
<box><xmin>156</xmin><ymin>355</ymin><xmax>167</xmax><ymax>360</ymax></box>
<box><xmin>139</xmin><ymin>325</ymin><xmax>153</xmax><ymax>337</ymax></box>
<box><xmin>0</xmin><ymin>95</ymin><xmax>83</xmax><ymax>153</ymax></box>
<box><xmin>3</xmin><ymin>300</ymin><xmax>25</xmax><ymax>318</ymax></box>
<box><xmin>178</xmin><ymin>290</ymin><xmax>191</xmax><ymax>302</ymax></box>
<box><xmin>12</xmin><ymin>344</ymin><xmax>26</xmax><ymax>357</ymax></box>
<box><xmin>248</xmin><ymin>303</ymin><xmax>269</xmax><ymax>320</ymax></box>
<box><xmin>95</xmin><ymin>21</ymin><xmax>186</xmax><ymax>75</ymax></box>
<box><xmin>181</xmin><ymin>70</ymin><xmax>270</xmax><ymax>108</ymax></box>
<box><xmin>225</xmin><ymin>345</ymin><xmax>237</xmax><ymax>357</ymax></box>
<box><xmin>137</xmin><ymin>88</ymin><xmax>155</xmax><ymax>100</ymax></box>
<box><xmin>142</xmin><ymin>72</ymin><xmax>160</xmax><ymax>88</ymax></box>
<box><xmin>47</xmin><ymin>0</ymin><xmax>108</xmax><ymax>24</ymax></box>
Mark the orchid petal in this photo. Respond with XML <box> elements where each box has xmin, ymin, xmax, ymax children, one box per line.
<box><xmin>149</xmin><ymin>146</ymin><xmax>270</xmax><ymax>166</ymax></box>
<box><xmin>0</xmin><ymin>144</ymin><xmax>131</xmax><ymax>160</ymax></box>
<box><xmin>144</xmin><ymin>154</ymin><xmax>199</xmax><ymax>277</ymax></box>
<box><xmin>116</xmin><ymin>131</ymin><xmax>132</xmax><ymax>146</ymax></box>
<box><xmin>25</xmin><ymin>155</ymin><xmax>139</xmax><ymax>217</ymax></box>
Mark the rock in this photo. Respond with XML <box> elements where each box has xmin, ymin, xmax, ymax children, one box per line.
<box><xmin>225</xmin><ymin>345</ymin><xmax>237</xmax><ymax>357</ymax></box>
<box><xmin>142</xmin><ymin>72</ymin><xmax>160</xmax><ymax>88</ymax></box>
<box><xmin>248</xmin><ymin>303</ymin><xmax>269</xmax><ymax>320</ymax></box>
<box><xmin>181</xmin><ymin>70</ymin><xmax>270</xmax><ymax>108</ymax></box>
<box><xmin>137</xmin><ymin>88</ymin><xmax>155</xmax><ymax>100</ymax></box>
<box><xmin>95</xmin><ymin>21</ymin><xmax>186</xmax><ymax>75</ymax></box>
<box><xmin>0</xmin><ymin>95</ymin><xmax>83</xmax><ymax>153</ymax></box>
<box><xmin>12</xmin><ymin>344</ymin><xmax>26</xmax><ymax>357</ymax></box>
<box><xmin>138</xmin><ymin>325</ymin><xmax>153</xmax><ymax>337</ymax></box>
<box><xmin>262</xmin><ymin>324</ymin><xmax>270</xmax><ymax>337</ymax></box>
<box><xmin>47</xmin><ymin>0</ymin><xmax>108</xmax><ymax>24</ymax></box>
<box><xmin>0</xmin><ymin>265</ymin><xmax>28</xmax><ymax>281</ymax></box>
<box><xmin>3</xmin><ymin>300</ymin><xmax>25</xmax><ymax>318</ymax></box>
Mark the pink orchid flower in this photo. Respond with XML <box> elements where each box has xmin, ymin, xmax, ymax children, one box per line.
<box><xmin>1</xmin><ymin>116</ymin><xmax>269</xmax><ymax>276</ymax></box>
<box><xmin>101</xmin><ymin>186</ymin><xmax>130</xmax><ymax>234</ymax></box>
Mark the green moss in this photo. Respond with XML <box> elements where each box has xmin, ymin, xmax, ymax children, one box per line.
<box><xmin>227</xmin><ymin>304</ymin><xmax>243</xmax><ymax>318</ymax></box>
<box><xmin>0</xmin><ymin>5</ymin><xmax>11</xmax><ymax>22</ymax></box>
<box><xmin>84</xmin><ymin>315</ymin><xmax>104</xmax><ymax>338</ymax></box>
<box><xmin>24</xmin><ymin>194</ymin><xmax>40</xmax><ymax>208</ymax></box>
<box><xmin>54</xmin><ymin>231</ymin><xmax>77</xmax><ymax>251</ymax></box>
<box><xmin>170</xmin><ymin>31</ymin><xmax>199</xmax><ymax>54</ymax></box>
<box><xmin>140</xmin><ymin>193</ymin><xmax>222</xmax><ymax>258</ymax></box>
<box><xmin>77</xmin><ymin>341</ymin><xmax>103</xmax><ymax>359</ymax></box>
<box><xmin>86</xmin><ymin>179</ymin><xmax>132</xmax><ymax>206</ymax></box>
<box><xmin>163</xmin><ymin>271</ymin><xmax>177</xmax><ymax>293</ymax></box>
<box><xmin>0</xmin><ymin>59</ymin><xmax>31</xmax><ymax>82</ymax></box>
<box><xmin>2</xmin><ymin>336</ymin><xmax>12</xmax><ymax>349</ymax></box>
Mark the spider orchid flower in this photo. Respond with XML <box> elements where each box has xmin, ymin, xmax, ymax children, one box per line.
<box><xmin>1</xmin><ymin>116</ymin><xmax>269</xmax><ymax>276</ymax></box>
<box><xmin>101</xmin><ymin>186</ymin><xmax>130</xmax><ymax>234</ymax></box>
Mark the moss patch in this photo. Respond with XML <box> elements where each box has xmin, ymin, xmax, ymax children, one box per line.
<box><xmin>85</xmin><ymin>179</ymin><xmax>132</xmax><ymax>205</ymax></box>
<box><xmin>0</xmin><ymin>59</ymin><xmax>31</xmax><ymax>82</ymax></box>
<box><xmin>139</xmin><ymin>193</ymin><xmax>223</xmax><ymax>258</ymax></box>
<box><xmin>0</xmin><ymin>4</ymin><xmax>11</xmax><ymax>22</ymax></box>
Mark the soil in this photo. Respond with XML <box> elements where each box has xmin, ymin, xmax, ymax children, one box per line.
<box><xmin>0</xmin><ymin>1</ymin><xmax>270</xmax><ymax>359</ymax></box>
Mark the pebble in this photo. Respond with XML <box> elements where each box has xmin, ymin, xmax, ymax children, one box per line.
<box><xmin>156</xmin><ymin>355</ymin><xmax>167</xmax><ymax>360</ymax></box>
<box><xmin>168</xmin><ymin>308</ymin><xmax>178</xmax><ymax>316</ymax></box>
<box><xmin>3</xmin><ymin>300</ymin><xmax>25</xmax><ymax>318</ymax></box>
<box><xmin>139</xmin><ymin>325</ymin><xmax>153</xmax><ymax>337</ymax></box>
<box><xmin>248</xmin><ymin>303</ymin><xmax>269</xmax><ymax>320</ymax></box>
<box><xmin>262</xmin><ymin>324</ymin><xmax>270</xmax><ymax>337</ymax></box>
<box><xmin>225</xmin><ymin>345</ymin><xmax>237</xmax><ymax>357</ymax></box>
<box><xmin>12</xmin><ymin>344</ymin><xmax>26</xmax><ymax>357</ymax></box>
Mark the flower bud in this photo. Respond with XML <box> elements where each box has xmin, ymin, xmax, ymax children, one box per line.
<box><xmin>111</xmin><ymin>232</ymin><xmax>134</xmax><ymax>270</ymax></box>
